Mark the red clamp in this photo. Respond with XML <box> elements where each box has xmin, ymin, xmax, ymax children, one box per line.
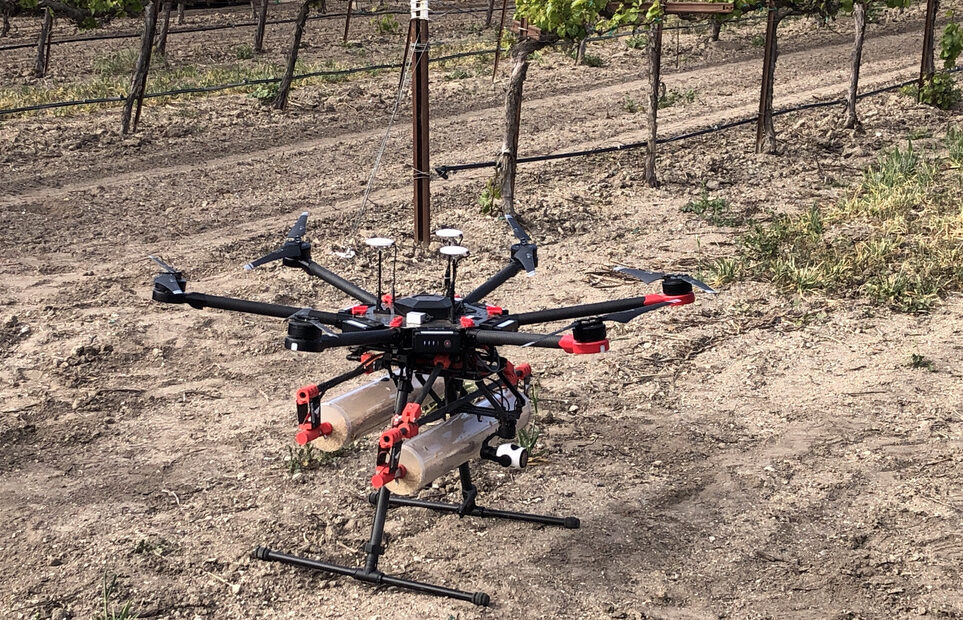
<box><xmin>432</xmin><ymin>355</ymin><xmax>451</xmax><ymax>369</ymax></box>
<box><xmin>400</xmin><ymin>402</ymin><xmax>422</xmax><ymax>424</ymax></box>
<box><xmin>502</xmin><ymin>359</ymin><xmax>518</xmax><ymax>385</ymax></box>
<box><xmin>460</xmin><ymin>316</ymin><xmax>476</xmax><ymax>328</ymax></box>
<box><xmin>382</xmin><ymin>293</ymin><xmax>394</xmax><ymax>306</ymax></box>
<box><xmin>486</xmin><ymin>305</ymin><xmax>503</xmax><ymax>317</ymax></box>
<box><xmin>371</xmin><ymin>464</ymin><xmax>407</xmax><ymax>488</ymax></box>
<box><xmin>514</xmin><ymin>363</ymin><xmax>532</xmax><ymax>381</ymax></box>
<box><xmin>389</xmin><ymin>315</ymin><xmax>404</xmax><ymax>328</ymax></box>
<box><xmin>378</xmin><ymin>422</ymin><xmax>419</xmax><ymax>449</ymax></box>
<box><xmin>350</xmin><ymin>305</ymin><xmax>369</xmax><ymax>316</ymax></box>
<box><xmin>295</xmin><ymin>421</ymin><xmax>333</xmax><ymax>445</ymax></box>
<box><xmin>559</xmin><ymin>334</ymin><xmax>610</xmax><ymax>355</ymax></box>
<box><xmin>296</xmin><ymin>384</ymin><xmax>320</xmax><ymax>405</ymax></box>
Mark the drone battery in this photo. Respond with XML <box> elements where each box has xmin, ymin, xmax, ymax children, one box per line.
<box><xmin>307</xmin><ymin>376</ymin><xmax>421</xmax><ymax>452</ymax></box>
<box><xmin>411</xmin><ymin>329</ymin><xmax>461</xmax><ymax>354</ymax></box>
<box><xmin>385</xmin><ymin>392</ymin><xmax>531</xmax><ymax>496</ymax></box>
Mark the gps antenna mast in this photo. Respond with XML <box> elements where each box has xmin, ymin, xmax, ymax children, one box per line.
<box><xmin>412</xmin><ymin>0</ymin><xmax>430</xmax><ymax>244</ymax></box>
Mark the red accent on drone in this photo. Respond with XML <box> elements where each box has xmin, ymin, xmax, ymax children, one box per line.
<box><xmin>382</xmin><ymin>293</ymin><xmax>394</xmax><ymax>306</ymax></box>
<box><xmin>645</xmin><ymin>292</ymin><xmax>695</xmax><ymax>306</ymax></box>
<box><xmin>360</xmin><ymin>352</ymin><xmax>381</xmax><ymax>373</ymax></box>
<box><xmin>295</xmin><ymin>421</ymin><xmax>333</xmax><ymax>445</ymax></box>
<box><xmin>460</xmin><ymin>316</ymin><xmax>476</xmax><ymax>328</ymax></box>
<box><xmin>350</xmin><ymin>305</ymin><xmax>370</xmax><ymax>316</ymax></box>
<box><xmin>502</xmin><ymin>360</ymin><xmax>518</xmax><ymax>385</ymax></box>
<box><xmin>514</xmin><ymin>363</ymin><xmax>532</xmax><ymax>381</ymax></box>
<box><xmin>400</xmin><ymin>403</ymin><xmax>422</xmax><ymax>423</ymax></box>
<box><xmin>371</xmin><ymin>464</ymin><xmax>407</xmax><ymax>488</ymax></box>
<box><xmin>486</xmin><ymin>305</ymin><xmax>503</xmax><ymax>317</ymax></box>
<box><xmin>559</xmin><ymin>334</ymin><xmax>610</xmax><ymax>355</ymax></box>
<box><xmin>296</xmin><ymin>384</ymin><xmax>320</xmax><ymax>405</ymax></box>
<box><xmin>389</xmin><ymin>316</ymin><xmax>404</xmax><ymax>328</ymax></box>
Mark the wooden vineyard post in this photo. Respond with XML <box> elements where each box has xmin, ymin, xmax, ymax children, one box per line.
<box><xmin>122</xmin><ymin>0</ymin><xmax>159</xmax><ymax>134</ymax></box>
<box><xmin>177</xmin><ymin>0</ymin><xmax>185</xmax><ymax>25</ymax></box>
<box><xmin>755</xmin><ymin>2</ymin><xmax>781</xmax><ymax>154</ymax></box>
<box><xmin>411</xmin><ymin>0</ymin><xmax>430</xmax><ymax>245</ymax></box>
<box><xmin>33</xmin><ymin>7</ymin><xmax>53</xmax><ymax>78</ymax></box>
<box><xmin>255</xmin><ymin>0</ymin><xmax>269</xmax><ymax>53</ymax></box>
<box><xmin>156</xmin><ymin>0</ymin><xmax>173</xmax><ymax>57</ymax></box>
<box><xmin>343</xmin><ymin>0</ymin><xmax>352</xmax><ymax>43</ymax></box>
<box><xmin>645</xmin><ymin>16</ymin><xmax>663</xmax><ymax>187</ymax></box>
<box><xmin>844</xmin><ymin>0</ymin><xmax>866</xmax><ymax>129</ymax></box>
<box><xmin>273</xmin><ymin>0</ymin><xmax>310</xmax><ymax>110</ymax></box>
<box><xmin>918</xmin><ymin>0</ymin><xmax>939</xmax><ymax>96</ymax></box>
<box><xmin>485</xmin><ymin>0</ymin><xmax>495</xmax><ymax>28</ymax></box>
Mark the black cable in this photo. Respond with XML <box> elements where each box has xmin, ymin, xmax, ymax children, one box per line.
<box><xmin>433</xmin><ymin>70</ymin><xmax>953</xmax><ymax>177</ymax></box>
<box><xmin>0</xmin><ymin>47</ymin><xmax>497</xmax><ymax>115</ymax></box>
<box><xmin>0</xmin><ymin>3</ymin><xmax>514</xmax><ymax>51</ymax></box>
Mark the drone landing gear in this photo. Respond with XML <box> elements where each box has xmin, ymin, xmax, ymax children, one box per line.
<box><xmin>252</xmin><ymin>463</ymin><xmax>579</xmax><ymax>607</ymax></box>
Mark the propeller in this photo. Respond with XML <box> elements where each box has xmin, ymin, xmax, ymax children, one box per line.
<box><xmin>288</xmin><ymin>308</ymin><xmax>338</xmax><ymax>337</ymax></box>
<box><xmin>615</xmin><ymin>267</ymin><xmax>717</xmax><ymax>294</ymax></box>
<box><xmin>522</xmin><ymin>300</ymin><xmax>677</xmax><ymax>347</ymax></box>
<box><xmin>505</xmin><ymin>213</ymin><xmax>531</xmax><ymax>245</ymax></box>
<box><xmin>505</xmin><ymin>214</ymin><xmax>537</xmax><ymax>276</ymax></box>
<box><xmin>149</xmin><ymin>255</ymin><xmax>184</xmax><ymax>295</ymax></box>
<box><xmin>243</xmin><ymin>212</ymin><xmax>311</xmax><ymax>271</ymax></box>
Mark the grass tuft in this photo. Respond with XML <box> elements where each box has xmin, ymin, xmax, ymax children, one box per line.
<box><xmin>681</xmin><ymin>188</ymin><xmax>743</xmax><ymax>226</ymax></box>
<box><xmin>712</xmin><ymin>141</ymin><xmax>963</xmax><ymax>312</ymax></box>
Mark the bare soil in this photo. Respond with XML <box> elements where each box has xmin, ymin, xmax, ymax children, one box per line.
<box><xmin>1</xmin><ymin>3</ymin><xmax>961</xmax><ymax>619</ymax></box>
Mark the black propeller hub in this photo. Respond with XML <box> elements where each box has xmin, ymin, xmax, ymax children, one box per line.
<box><xmin>286</xmin><ymin>317</ymin><xmax>326</xmax><ymax>352</ymax></box>
<box><xmin>573</xmin><ymin>318</ymin><xmax>606</xmax><ymax>343</ymax></box>
<box><xmin>282</xmin><ymin>241</ymin><xmax>312</xmax><ymax>267</ymax></box>
<box><xmin>661</xmin><ymin>276</ymin><xmax>693</xmax><ymax>296</ymax></box>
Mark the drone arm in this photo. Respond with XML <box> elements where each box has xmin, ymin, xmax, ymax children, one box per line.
<box><xmin>462</xmin><ymin>261</ymin><xmax>523</xmax><ymax>305</ymax></box>
<box><xmin>314</xmin><ymin>328</ymin><xmax>401</xmax><ymax>350</ymax></box>
<box><xmin>153</xmin><ymin>288</ymin><xmax>344</xmax><ymax>324</ymax></box>
<box><xmin>504</xmin><ymin>296</ymin><xmax>650</xmax><ymax>326</ymax></box>
<box><xmin>298</xmin><ymin>260</ymin><xmax>379</xmax><ymax>306</ymax></box>
<box><xmin>470</xmin><ymin>329</ymin><xmax>563</xmax><ymax>349</ymax></box>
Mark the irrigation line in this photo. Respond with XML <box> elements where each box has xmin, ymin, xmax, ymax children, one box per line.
<box><xmin>0</xmin><ymin>4</ymin><xmax>513</xmax><ymax>52</ymax></box>
<box><xmin>0</xmin><ymin>47</ymin><xmax>497</xmax><ymax>115</ymax></box>
<box><xmin>433</xmin><ymin>73</ymin><xmax>933</xmax><ymax>178</ymax></box>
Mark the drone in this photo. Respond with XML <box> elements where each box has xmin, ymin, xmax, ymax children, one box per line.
<box><xmin>150</xmin><ymin>212</ymin><xmax>715</xmax><ymax>606</ymax></box>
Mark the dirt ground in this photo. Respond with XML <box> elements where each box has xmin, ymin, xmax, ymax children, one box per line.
<box><xmin>1</xmin><ymin>2</ymin><xmax>962</xmax><ymax>619</ymax></box>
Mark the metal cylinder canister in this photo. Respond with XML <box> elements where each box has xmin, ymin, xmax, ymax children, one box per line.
<box><xmin>386</xmin><ymin>392</ymin><xmax>531</xmax><ymax>496</ymax></box>
<box><xmin>309</xmin><ymin>376</ymin><xmax>420</xmax><ymax>452</ymax></box>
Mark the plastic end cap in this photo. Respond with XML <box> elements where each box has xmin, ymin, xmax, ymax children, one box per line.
<box><xmin>525</xmin><ymin>269</ymin><xmax>536</xmax><ymax>277</ymax></box>
<box><xmin>472</xmin><ymin>592</ymin><xmax>491</xmax><ymax>607</ymax></box>
<box><xmin>252</xmin><ymin>546</ymin><xmax>272</xmax><ymax>561</ymax></box>
<box><xmin>563</xmin><ymin>516</ymin><xmax>581</xmax><ymax>529</ymax></box>
<box><xmin>242</xmin><ymin>263</ymin><xmax>254</xmax><ymax>271</ymax></box>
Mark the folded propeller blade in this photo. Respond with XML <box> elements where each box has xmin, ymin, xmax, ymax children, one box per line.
<box><xmin>522</xmin><ymin>301</ymin><xmax>676</xmax><ymax>347</ymax></box>
<box><xmin>243</xmin><ymin>247</ymin><xmax>295</xmax><ymax>271</ymax></box>
<box><xmin>505</xmin><ymin>213</ymin><xmax>531</xmax><ymax>245</ymax></box>
<box><xmin>615</xmin><ymin>267</ymin><xmax>717</xmax><ymax>294</ymax></box>
<box><xmin>148</xmin><ymin>255</ymin><xmax>184</xmax><ymax>295</ymax></box>
<box><xmin>287</xmin><ymin>211</ymin><xmax>309</xmax><ymax>240</ymax></box>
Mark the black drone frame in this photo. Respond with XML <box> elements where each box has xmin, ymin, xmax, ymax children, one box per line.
<box><xmin>150</xmin><ymin>213</ymin><xmax>713</xmax><ymax>606</ymax></box>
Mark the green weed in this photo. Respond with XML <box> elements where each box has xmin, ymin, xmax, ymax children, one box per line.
<box><xmin>96</xmin><ymin>574</ymin><xmax>137</xmax><ymax>620</ymax></box>
<box><xmin>909</xmin><ymin>353</ymin><xmax>936</xmax><ymax>371</ymax></box>
<box><xmin>285</xmin><ymin>442</ymin><xmax>348</xmax><ymax>475</ymax></box>
<box><xmin>92</xmin><ymin>49</ymin><xmax>139</xmax><ymax>78</ymax></box>
<box><xmin>622</xmin><ymin>94</ymin><xmax>640</xmax><ymax>113</ymax></box>
<box><xmin>658</xmin><ymin>87</ymin><xmax>697</xmax><ymax>109</ymax></box>
<box><xmin>721</xmin><ymin>141</ymin><xmax>963</xmax><ymax>313</ymax></box>
<box><xmin>625</xmin><ymin>34</ymin><xmax>647</xmax><ymax>49</ymax></box>
<box><xmin>374</xmin><ymin>13</ymin><xmax>400</xmax><ymax>35</ymax></box>
<box><xmin>233</xmin><ymin>44</ymin><xmax>254</xmax><ymax>60</ymax></box>
<box><xmin>681</xmin><ymin>188</ymin><xmax>742</xmax><ymax>226</ymax></box>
